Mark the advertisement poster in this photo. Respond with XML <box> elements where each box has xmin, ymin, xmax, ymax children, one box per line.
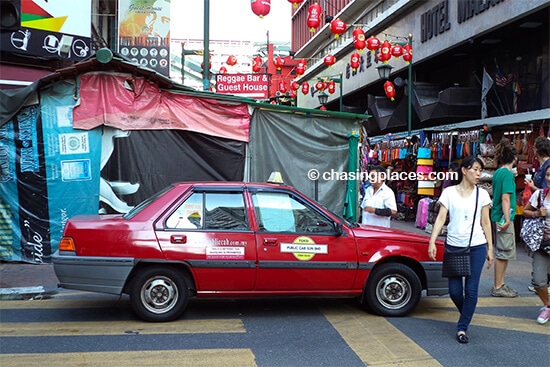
<box><xmin>118</xmin><ymin>0</ymin><xmax>171</xmax><ymax>76</ymax></box>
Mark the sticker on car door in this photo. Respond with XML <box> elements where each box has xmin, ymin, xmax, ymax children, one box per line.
<box><xmin>280</xmin><ymin>236</ymin><xmax>328</xmax><ymax>261</ymax></box>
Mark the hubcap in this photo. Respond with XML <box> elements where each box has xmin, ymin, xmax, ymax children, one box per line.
<box><xmin>141</xmin><ymin>276</ymin><xmax>178</xmax><ymax>314</ymax></box>
<box><xmin>376</xmin><ymin>274</ymin><xmax>411</xmax><ymax>309</ymax></box>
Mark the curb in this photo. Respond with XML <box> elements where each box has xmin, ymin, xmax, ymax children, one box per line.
<box><xmin>0</xmin><ymin>286</ymin><xmax>59</xmax><ymax>300</ymax></box>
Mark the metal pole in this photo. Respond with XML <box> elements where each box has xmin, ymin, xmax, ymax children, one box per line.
<box><xmin>181</xmin><ymin>42</ymin><xmax>185</xmax><ymax>84</ymax></box>
<box><xmin>407</xmin><ymin>34</ymin><xmax>413</xmax><ymax>137</ymax></box>
<box><xmin>203</xmin><ymin>0</ymin><xmax>210</xmax><ymax>91</ymax></box>
<box><xmin>338</xmin><ymin>72</ymin><xmax>343</xmax><ymax>112</ymax></box>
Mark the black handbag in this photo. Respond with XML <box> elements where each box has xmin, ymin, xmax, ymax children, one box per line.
<box><xmin>442</xmin><ymin>187</ymin><xmax>478</xmax><ymax>277</ymax></box>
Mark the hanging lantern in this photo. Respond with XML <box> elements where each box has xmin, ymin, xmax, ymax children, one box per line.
<box><xmin>290</xmin><ymin>89</ymin><xmax>297</xmax><ymax>98</ymax></box>
<box><xmin>252</xmin><ymin>56</ymin><xmax>263</xmax><ymax>73</ymax></box>
<box><xmin>353</xmin><ymin>29</ymin><xmax>366</xmax><ymax>52</ymax></box>
<box><xmin>324</xmin><ymin>54</ymin><xmax>336</xmax><ymax>67</ymax></box>
<box><xmin>327</xmin><ymin>80</ymin><xmax>336</xmax><ymax>94</ymax></box>
<box><xmin>296</xmin><ymin>63</ymin><xmax>305</xmax><ymax>76</ymax></box>
<box><xmin>350</xmin><ymin>52</ymin><xmax>360</xmax><ymax>71</ymax></box>
<box><xmin>219</xmin><ymin>66</ymin><xmax>227</xmax><ymax>74</ymax></box>
<box><xmin>403</xmin><ymin>43</ymin><xmax>413</xmax><ymax>64</ymax></box>
<box><xmin>274</xmin><ymin>55</ymin><xmax>285</xmax><ymax>70</ymax></box>
<box><xmin>384</xmin><ymin>80</ymin><xmax>396</xmax><ymax>101</ymax></box>
<box><xmin>226</xmin><ymin>55</ymin><xmax>237</xmax><ymax>66</ymax></box>
<box><xmin>287</xmin><ymin>0</ymin><xmax>304</xmax><ymax>8</ymax></box>
<box><xmin>307</xmin><ymin>3</ymin><xmax>322</xmax><ymax>32</ymax></box>
<box><xmin>301</xmin><ymin>82</ymin><xmax>310</xmax><ymax>95</ymax></box>
<box><xmin>366</xmin><ymin>36</ymin><xmax>380</xmax><ymax>51</ymax></box>
<box><xmin>320</xmin><ymin>105</ymin><xmax>327</xmax><ymax>110</ymax></box>
<box><xmin>278</xmin><ymin>81</ymin><xmax>287</xmax><ymax>93</ymax></box>
<box><xmin>379</xmin><ymin>40</ymin><xmax>392</xmax><ymax>63</ymax></box>
<box><xmin>315</xmin><ymin>80</ymin><xmax>326</xmax><ymax>92</ymax></box>
<box><xmin>251</xmin><ymin>0</ymin><xmax>271</xmax><ymax>18</ymax></box>
<box><xmin>330</xmin><ymin>18</ymin><xmax>346</xmax><ymax>39</ymax></box>
<box><xmin>391</xmin><ymin>44</ymin><xmax>403</xmax><ymax>59</ymax></box>
<box><xmin>291</xmin><ymin>81</ymin><xmax>300</xmax><ymax>91</ymax></box>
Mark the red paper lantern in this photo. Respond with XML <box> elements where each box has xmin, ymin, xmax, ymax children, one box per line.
<box><xmin>330</xmin><ymin>18</ymin><xmax>346</xmax><ymax>39</ymax></box>
<box><xmin>219</xmin><ymin>66</ymin><xmax>227</xmax><ymax>74</ymax></box>
<box><xmin>320</xmin><ymin>105</ymin><xmax>327</xmax><ymax>110</ymax></box>
<box><xmin>291</xmin><ymin>81</ymin><xmax>300</xmax><ymax>91</ymax></box>
<box><xmin>274</xmin><ymin>55</ymin><xmax>285</xmax><ymax>70</ymax></box>
<box><xmin>350</xmin><ymin>52</ymin><xmax>360</xmax><ymax>71</ymax></box>
<box><xmin>403</xmin><ymin>43</ymin><xmax>413</xmax><ymax>64</ymax></box>
<box><xmin>327</xmin><ymin>80</ymin><xmax>336</xmax><ymax>94</ymax></box>
<box><xmin>278</xmin><ymin>81</ymin><xmax>287</xmax><ymax>93</ymax></box>
<box><xmin>296</xmin><ymin>63</ymin><xmax>305</xmax><ymax>76</ymax></box>
<box><xmin>307</xmin><ymin>3</ymin><xmax>322</xmax><ymax>32</ymax></box>
<box><xmin>251</xmin><ymin>0</ymin><xmax>271</xmax><ymax>18</ymax></box>
<box><xmin>384</xmin><ymin>80</ymin><xmax>396</xmax><ymax>101</ymax></box>
<box><xmin>353</xmin><ymin>29</ymin><xmax>366</xmax><ymax>52</ymax></box>
<box><xmin>391</xmin><ymin>44</ymin><xmax>403</xmax><ymax>59</ymax></box>
<box><xmin>366</xmin><ymin>36</ymin><xmax>380</xmax><ymax>51</ymax></box>
<box><xmin>315</xmin><ymin>80</ymin><xmax>326</xmax><ymax>91</ymax></box>
<box><xmin>287</xmin><ymin>0</ymin><xmax>304</xmax><ymax>8</ymax></box>
<box><xmin>252</xmin><ymin>56</ymin><xmax>263</xmax><ymax>73</ymax></box>
<box><xmin>324</xmin><ymin>54</ymin><xmax>336</xmax><ymax>67</ymax></box>
<box><xmin>226</xmin><ymin>55</ymin><xmax>237</xmax><ymax>66</ymax></box>
<box><xmin>290</xmin><ymin>89</ymin><xmax>297</xmax><ymax>98</ymax></box>
<box><xmin>301</xmin><ymin>82</ymin><xmax>310</xmax><ymax>95</ymax></box>
<box><xmin>379</xmin><ymin>40</ymin><xmax>392</xmax><ymax>63</ymax></box>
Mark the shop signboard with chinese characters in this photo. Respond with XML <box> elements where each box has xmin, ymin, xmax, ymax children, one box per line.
<box><xmin>0</xmin><ymin>0</ymin><xmax>92</xmax><ymax>61</ymax></box>
<box><xmin>118</xmin><ymin>0</ymin><xmax>171</xmax><ymax>77</ymax></box>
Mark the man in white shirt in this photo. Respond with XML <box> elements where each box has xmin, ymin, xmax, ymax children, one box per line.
<box><xmin>361</xmin><ymin>165</ymin><xmax>397</xmax><ymax>227</ymax></box>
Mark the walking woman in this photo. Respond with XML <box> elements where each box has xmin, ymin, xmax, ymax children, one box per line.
<box><xmin>428</xmin><ymin>156</ymin><xmax>493</xmax><ymax>343</ymax></box>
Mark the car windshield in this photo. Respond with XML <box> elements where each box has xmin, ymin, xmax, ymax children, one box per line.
<box><xmin>123</xmin><ymin>185</ymin><xmax>173</xmax><ymax>219</ymax></box>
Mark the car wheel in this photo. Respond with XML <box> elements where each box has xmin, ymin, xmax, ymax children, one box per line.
<box><xmin>130</xmin><ymin>267</ymin><xmax>188</xmax><ymax>322</ymax></box>
<box><xmin>364</xmin><ymin>263</ymin><xmax>421</xmax><ymax>317</ymax></box>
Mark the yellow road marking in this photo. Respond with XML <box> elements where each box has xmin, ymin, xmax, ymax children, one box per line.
<box><xmin>0</xmin><ymin>349</ymin><xmax>257</xmax><ymax>367</ymax></box>
<box><xmin>419</xmin><ymin>296</ymin><xmax>541</xmax><ymax>308</ymax></box>
<box><xmin>322</xmin><ymin>304</ymin><xmax>443</xmax><ymax>367</ymax></box>
<box><xmin>0</xmin><ymin>319</ymin><xmax>245</xmax><ymax>337</ymax></box>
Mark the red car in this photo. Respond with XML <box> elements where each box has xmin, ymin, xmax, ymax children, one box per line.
<box><xmin>53</xmin><ymin>182</ymin><xmax>447</xmax><ymax>322</ymax></box>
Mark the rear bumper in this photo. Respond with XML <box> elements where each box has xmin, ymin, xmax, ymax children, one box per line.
<box><xmin>52</xmin><ymin>250</ymin><xmax>135</xmax><ymax>295</ymax></box>
<box><xmin>421</xmin><ymin>261</ymin><xmax>448</xmax><ymax>296</ymax></box>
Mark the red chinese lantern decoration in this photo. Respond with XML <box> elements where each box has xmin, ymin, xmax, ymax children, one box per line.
<box><xmin>324</xmin><ymin>54</ymin><xmax>336</xmax><ymax>67</ymax></box>
<box><xmin>384</xmin><ymin>80</ymin><xmax>396</xmax><ymax>101</ymax></box>
<box><xmin>296</xmin><ymin>63</ymin><xmax>305</xmax><ymax>76</ymax></box>
<box><xmin>330</xmin><ymin>18</ymin><xmax>346</xmax><ymax>39</ymax></box>
<box><xmin>315</xmin><ymin>80</ymin><xmax>326</xmax><ymax>92</ymax></box>
<box><xmin>251</xmin><ymin>0</ymin><xmax>271</xmax><ymax>18</ymax></box>
<box><xmin>327</xmin><ymin>80</ymin><xmax>336</xmax><ymax>94</ymax></box>
<box><xmin>252</xmin><ymin>56</ymin><xmax>263</xmax><ymax>73</ymax></box>
<box><xmin>290</xmin><ymin>89</ymin><xmax>297</xmax><ymax>98</ymax></box>
<box><xmin>353</xmin><ymin>29</ymin><xmax>366</xmax><ymax>52</ymax></box>
<box><xmin>301</xmin><ymin>82</ymin><xmax>310</xmax><ymax>95</ymax></box>
<box><xmin>320</xmin><ymin>105</ymin><xmax>327</xmax><ymax>111</ymax></box>
<box><xmin>219</xmin><ymin>66</ymin><xmax>227</xmax><ymax>74</ymax></box>
<box><xmin>379</xmin><ymin>40</ymin><xmax>392</xmax><ymax>63</ymax></box>
<box><xmin>226</xmin><ymin>55</ymin><xmax>237</xmax><ymax>66</ymax></box>
<box><xmin>278</xmin><ymin>81</ymin><xmax>287</xmax><ymax>93</ymax></box>
<box><xmin>274</xmin><ymin>55</ymin><xmax>285</xmax><ymax>70</ymax></box>
<box><xmin>287</xmin><ymin>0</ymin><xmax>304</xmax><ymax>8</ymax></box>
<box><xmin>291</xmin><ymin>81</ymin><xmax>300</xmax><ymax>91</ymax></box>
<box><xmin>350</xmin><ymin>52</ymin><xmax>360</xmax><ymax>71</ymax></box>
<box><xmin>366</xmin><ymin>36</ymin><xmax>380</xmax><ymax>51</ymax></box>
<box><xmin>391</xmin><ymin>44</ymin><xmax>403</xmax><ymax>59</ymax></box>
<box><xmin>403</xmin><ymin>43</ymin><xmax>413</xmax><ymax>64</ymax></box>
<box><xmin>307</xmin><ymin>3</ymin><xmax>322</xmax><ymax>32</ymax></box>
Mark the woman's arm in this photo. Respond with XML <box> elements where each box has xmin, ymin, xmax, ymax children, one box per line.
<box><xmin>481</xmin><ymin>204</ymin><xmax>493</xmax><ymax>269</ymax></box>
<box><xmin>428</xmin><ymin>204</ymin><xmax>448</xmax><ymax>260</ymax></box>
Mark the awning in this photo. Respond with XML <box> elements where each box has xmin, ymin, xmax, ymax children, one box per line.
<box><xmin>424</xmin><ymin>108</ymin><xmax>550</xmax><ymax>132</ymax></box>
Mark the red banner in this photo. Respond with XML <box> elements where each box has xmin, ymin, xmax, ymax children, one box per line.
<box><xmin>216</xmin><ymin>73</ymin><xmax>269</xmax><ymax>99</ymax></box>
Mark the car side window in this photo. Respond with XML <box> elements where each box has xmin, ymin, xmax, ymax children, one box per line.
<box><xmin>252</xmin><ymin>192</ymin><xmax>334</xmax><ymax>234</ymax></box>
<box><xmin>166</xmin><ymin>191</ymin><xmax>248</xmax><ymax>230</ymax></box>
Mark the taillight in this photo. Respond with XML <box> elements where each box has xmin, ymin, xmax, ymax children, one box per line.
<box><xmin>59</xmin><ymin>237</ymin><xmax>75</xmax><ymax>251</ymax></box>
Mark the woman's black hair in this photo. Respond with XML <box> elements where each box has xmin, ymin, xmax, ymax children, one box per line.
<box><xmin>495</xmin><ymin>138</ymin><xmax>518</xmax><ymax>166</ymax></box>
<box><xmin>535</xmin><ymin>136</ymin><xmax>550</xmax><ymax>158</ymax></box>
<box><xmin>455</xmin><ymin>155</ymin><xmax>484</xmax><ymax>183</ymax></box>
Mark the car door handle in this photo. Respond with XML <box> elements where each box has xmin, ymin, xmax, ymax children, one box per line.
<box><xmin>170</xmin><ymin>235</ymin><xmax>187</xmax><ymax>244</ymax></box>
<box><xmin>263</xmin><ymin>238</ymin><xmax>278</xmax><ymax>246</ymax></box>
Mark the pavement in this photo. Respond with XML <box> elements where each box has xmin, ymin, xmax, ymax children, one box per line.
<box><xmin>0</xmin><ymin>219</ymin><xmax>534</xmax><ymax>300</ymax></box>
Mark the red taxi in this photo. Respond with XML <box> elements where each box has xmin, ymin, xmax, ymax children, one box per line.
<box><xmin>53</xmin><ymin>182</ymin><xmax>447</xmax><ymax>322</ymax></box>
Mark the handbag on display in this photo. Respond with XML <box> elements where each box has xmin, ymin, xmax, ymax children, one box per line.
<box><xmin>442</xmin><ymin>187</ymin><xmax>478</xmax><ymax>277</ymax></box>
<box><xmin>520</xmin><ymin>189</ymin><xmax>548</xmax><ymax>253</ymax></box>
<box><xmin>480</xmin><ymin>133</ymin><xmax>495</xmax><ymax>157</ymax></box>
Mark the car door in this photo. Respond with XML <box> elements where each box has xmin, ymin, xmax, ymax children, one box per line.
<box><xmin>155</xmin><ymin>188</ymin><xmax>256</xmax><ymax>291</ymax></box>
<box><xmin>251</xmin><ymin>189</ymin><xmax>358</xmax><ymax>291</ymax></box>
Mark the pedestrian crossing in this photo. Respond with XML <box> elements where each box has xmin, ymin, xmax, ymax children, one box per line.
<box><xmin>0</xmin><ymin>294</ymin><xmax>547</xmax><ymax>367</ymax></box>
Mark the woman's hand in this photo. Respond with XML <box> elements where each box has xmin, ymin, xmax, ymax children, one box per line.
<box><xmin>486</xmin><ymin>247</ymin><xmax>494</xmax><ymax>269</ymax></box>
<box><xmin>428</xmin><ymin>242</ymin><xmax>437</xmax><ymax>261</ymax></box>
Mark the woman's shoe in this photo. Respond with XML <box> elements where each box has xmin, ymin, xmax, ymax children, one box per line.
<box><xmin>456</xmin><ymin>332</ymin><xmax>469</xmax><ymax>344</ymax></box>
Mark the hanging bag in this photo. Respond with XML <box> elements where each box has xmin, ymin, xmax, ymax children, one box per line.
<box><xmin>520</xmin><ymin>189</ymin><xmax>547</xmax><ymax>253</ymax></box>
<box><xmin>418</xmin><ymin>137</ymin><xmax>431</xmax><ymax>159</ymax></box>
<box><xmin>480</xmin><ymin>133</ymin><xmax>495</xmax><ymax>157</ymax></box>
<box><xmin>442</xmin><ymin>187</ymin><xmax>478</xmax><ymax>277</ymax></box>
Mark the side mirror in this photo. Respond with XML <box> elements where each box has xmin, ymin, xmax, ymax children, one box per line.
<box><xmin>334</xmin><ymin>222</ymin><xmax>343</xmax><ymax>236</ymax></box>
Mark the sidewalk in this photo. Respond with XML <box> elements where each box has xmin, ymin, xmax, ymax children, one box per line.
<box><xmin>0</xmin><ymin>219</ymin><xmax>534</xmax><ymax>299</ymax></box>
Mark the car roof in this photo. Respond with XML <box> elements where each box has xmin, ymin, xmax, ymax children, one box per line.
<box><xmin>172</xmin><ymin>182</ymin><xmax>294</xmax><ymax>191</ymax></box>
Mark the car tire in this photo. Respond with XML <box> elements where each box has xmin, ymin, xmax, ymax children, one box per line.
<box><xmin>364</xmin><ymin>263</ymin><xmax>421</xmax><ymax>317</ymax></box>
<box><xmin>130</xmin><ymin>266</ymin><xmax>188</xmax><ymax>322</ymax></box>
